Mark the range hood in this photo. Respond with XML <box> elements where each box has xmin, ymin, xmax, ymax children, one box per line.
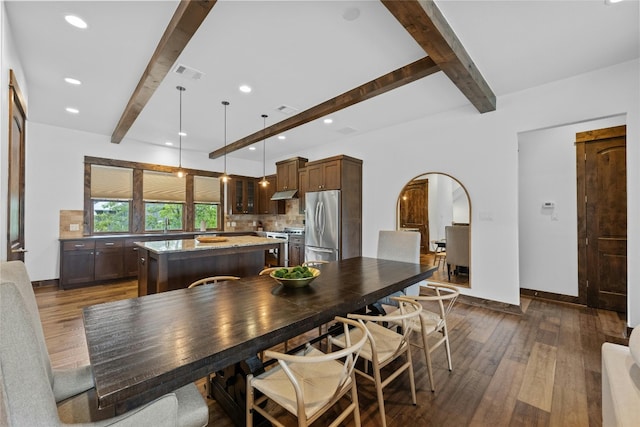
<box><xmin>270</xmin><ymin>189</ymin><xmax>298</xmax><ymax>200</ymax></box>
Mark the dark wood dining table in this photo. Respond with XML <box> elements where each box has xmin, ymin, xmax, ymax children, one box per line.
<box><xmin>83</xmin><ymin>256</ymin><xmax>436</xmax><ymax>418</ymax></box>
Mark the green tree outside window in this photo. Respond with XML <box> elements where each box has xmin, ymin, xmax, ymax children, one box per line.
<box><xmin>195</xmin><ymin>204</ymin><xmax>218</xmax><ymax>229</ymax></box>
<box><xmin>145</xmin><ymin>203</ymin><xmax>183</xmax><ymax>231</ymax></box>
<box><xmin>93</xmin><ymin>201</ymin><xmax>130</xmax><ymax>233</ymax></box>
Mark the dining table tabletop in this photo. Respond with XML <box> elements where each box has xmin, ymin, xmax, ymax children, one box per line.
<box><xmin>82</xmin><ymin>256</ymin><xmax>436</xmax><ymax>412</ymax></box>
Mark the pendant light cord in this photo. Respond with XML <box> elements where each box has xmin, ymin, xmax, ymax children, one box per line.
<box><xmin>262</xmin><ymin>114</ymin><xmax>268</xmax><ymax>184</ymax></box>
<box><xmin>222</xmin><ymin>101</ymin><xmax>230</xmax><ymax>177</ymax></box>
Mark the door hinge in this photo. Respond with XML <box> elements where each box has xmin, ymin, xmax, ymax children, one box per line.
<box><xmin>586</xmin><ymin>237</ymin><xmax>588</xmax><ymax>246</ymax></box>
<box><xmin>586</xmin><ymin>280</ymin><xmax>589</xmax><ymax>288</ymax></box>
<box><xmin>585</xmin><ymin>195</ymin><xmax>587</xmax><ymax>203</ymax></box>
<box><xmin>584</xmin><ymin>153</ymin><xmax>587</xmax><ymax>161</ymax></box>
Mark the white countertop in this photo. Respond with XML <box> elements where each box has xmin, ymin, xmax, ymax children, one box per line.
<box><xmin>136</xmin><ymin>236</ymin><xmax>279</xmax><ymax>254</ymax></box>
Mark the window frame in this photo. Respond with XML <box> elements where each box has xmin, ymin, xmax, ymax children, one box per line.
<box><xmin>84</xmin><ymin>157</ymin><xmax>224</xmax><ymax>236</ymax></box>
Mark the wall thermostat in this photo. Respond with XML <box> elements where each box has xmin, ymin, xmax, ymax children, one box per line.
<box><xmin>542</xmin><ymin>201</ymin><xmax>555</xmax><ymax>208</ymax></box>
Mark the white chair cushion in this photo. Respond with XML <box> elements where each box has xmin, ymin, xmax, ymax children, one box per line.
<box><xmin>251</xmin><ymin>347</ymin><xmax>352</xmax><ymax>420</ymax></box>
<box><xmin>332</xmin><ymin>320</ymin><xmax>407</xmax><ymax>365</ymax></box>
<box><xmin>629</xmin><ymin>328</ymin><xmax>640</xmax><ymax>366</ymax></box>
<box><xmin>601</xmin><ymin>342</ymin><xmax>640</xmax><ymax>427</ymax></box>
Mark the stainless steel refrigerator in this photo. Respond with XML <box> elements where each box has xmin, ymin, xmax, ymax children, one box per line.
<box><xmin>305</xmin><ymin>190</ymin><xmax>340</xmax><ymax>262</ymax></box>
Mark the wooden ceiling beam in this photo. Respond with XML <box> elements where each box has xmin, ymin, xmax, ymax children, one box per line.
<box><xmin>381</xmin><ymin>0</ymin><xmax>496</xmax><ymax>113</ymax></box>
<box><xmin>111</xmin><ymin>0</ymin><xmax>217</xmax><ymax>144</ymax></box>
<box><xmin>209</xmin><ymin>56</ymin><xmax>440</xmax><ymax>159</ymax></box>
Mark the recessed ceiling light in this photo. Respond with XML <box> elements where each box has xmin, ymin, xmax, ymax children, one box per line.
<box><xmin>65</xmin><ymin>107</ymin><xmax>79</xmax><ymax>114</ymax></box>
<box><xmin>64</xmin><ymin>15</ymin><xmax>87</xmax><ymax>29</ymax></box>
<box><xmin>277</xmin><ymin>135</ymin><xmax>286</xmax><ymax>140</ymax></box>
<box><xmin>249</xmin><ymin>147</ymin><xmax>256</xmax><ymax>151</ymax></box>
<box><xmin>239</xmin><ymin>85</ymin><xmax>252</xmax><ymax>93</ymax></box>
<box><xmin>323</xmin><ymin>118</ymin><xmax>333</xmax><ymax>124</ymax></box>
<box><xmin>178</xmin><ymin>131</ymin><xmax>187</xmax><ymax>137</ymax></box>
<box><xmin>165</xmin><ymin>142</ymin><xmax>173</xmax><ymax>146</ymax></box>
<box><xmin>64</xmin><ymin>77</ymin><xmax>81</xmax><ymax>85</ymax></box>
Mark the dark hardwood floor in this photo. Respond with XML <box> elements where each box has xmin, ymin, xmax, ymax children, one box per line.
<box><xmin>35</xmin><ymin>279</ymin><xmax>627</xmax><ymax>426</ymax></box>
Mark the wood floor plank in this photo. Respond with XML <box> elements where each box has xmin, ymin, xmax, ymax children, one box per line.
<box><xmin>550</xmin><ymin>304</ymin><xmax>589</xmax><ymax>427</ymax></box>
<box><xmin>469</xmin><ymin>357</ymin><xmax>527</xmax><ymax>426</ymax></box>
<box><xmin>517</xmin><ymin>341</ymin><xmax>557</xmax><ymax>412</ymax></box>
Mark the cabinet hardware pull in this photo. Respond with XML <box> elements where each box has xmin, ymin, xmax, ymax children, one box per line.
<box><xmin>140</xmin><ymin>257</ymin><xmax>145</xmax><ymax>265</ymax></box>
<box><xmin>133</xmin><ymin>247</ymin><xmax>138</xmax><ymax>251</ymax></box>
<box><xmin>74</xmin><ymin>244</ymin><xmax>85</xmax><ymax>248</ymax></box>
<box><xmin>104</xmin><ymin>242</ymin><xmax>115</xmax><ymax>246</ymax></box>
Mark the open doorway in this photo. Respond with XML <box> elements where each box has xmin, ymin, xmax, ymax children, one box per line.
<box><xmin>397</xmin><ymin>173</ymin><xmax>471</xmax><ymax>287</ymax></box>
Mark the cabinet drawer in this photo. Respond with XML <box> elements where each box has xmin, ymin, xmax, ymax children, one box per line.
<box><xmin>63</xmin><ymin>240</ymin><xmax>96</xmax><ymax>251</ymax></box>
<box><xmin>96</xmin><ymin>240</ymin><xmax>124</xmax><ymax>250</ymax></box>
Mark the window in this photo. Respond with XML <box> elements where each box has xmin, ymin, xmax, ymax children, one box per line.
<box><xmin>143</xmin><ymin>171</ymin><xmax>186</xmax><ymax>231</ymax></box>
<box><xmin>194</xmin><ymin>176</ymin><xmax>221</xmax><ymax>230</ymax></box>
<box><xmin>85</xmin><ymin>157</ymin><xmax>223</xmax><ymax>234</ymax></box>
<box><xmin>90</xmin><ymin>165</ymin><xmax>132</xmax><ymax>233</ymax></box>
<box><xmin>93</xmin><ymin>201</ymin><xmax>130</xmax><ymax>232</ymax></box>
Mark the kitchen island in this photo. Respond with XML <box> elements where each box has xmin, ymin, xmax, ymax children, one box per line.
<box><xmin>136</xmin><ymin>236</ymin><xmax>282</xmax><ymax>296</ymax></box>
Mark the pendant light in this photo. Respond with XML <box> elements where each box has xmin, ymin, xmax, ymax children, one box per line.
<box><xmin>259</xmin><ymin>114</ymin><xmax>269</xmax><ymax>187</ymax></box>
<box><xmin>175</xmin><ymin>85</ymin><xmax>187</xmax><ymax>178</ymax></box>
<box><xmin>220</xmin><ymin>101</ymin><xmax>231</xmax><ymax>183</ymax></box>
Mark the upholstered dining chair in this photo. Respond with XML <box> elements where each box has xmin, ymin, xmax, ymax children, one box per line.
<box><xmin>247</xmin><ymin>316</ymin><xmax>368</xmax><ymax>427</ymax></box>
<box><xmin>188</xmin><ymin>275</ymin><xmax>240</xmax><ymax>288</ymax></box>
<box><xmin>330</xmin><ymin>297</ymin><xmax>423</xmax><ymax>427</ymax></box>
<box><xmin>397</xmin><ymin>283</ymin><xmax>459</xmax><ymax>392</ymax></box>
<box><xmin>0</xmin><ymin>278</ymin><xmax>208</xmax><ymax>426</ymax></box>
<box><xmin>371</xmin><ymin>230</ymin><xmax>424</xmax><ymax>315</ymax></box>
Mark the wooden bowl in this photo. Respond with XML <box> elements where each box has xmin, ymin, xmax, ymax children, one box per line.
<box><xmin>270</xmin><ymin>267</ymin><xmax>320</xmax><ymax>288</ymax></box>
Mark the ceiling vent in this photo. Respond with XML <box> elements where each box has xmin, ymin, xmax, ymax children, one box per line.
<box><xmin>275</xmin><ymin>105</ymin><xmax>299</xmax><ymax>115</ymax></box>
<box><xmin>173</xmin><ymin>63</ymin><xmax>204</xmax><ymax>81</ymax></box>
<box><xmin>336</xmin><ymin>126</ymin><xmax>358</xmax><ymax>135</ymax></box>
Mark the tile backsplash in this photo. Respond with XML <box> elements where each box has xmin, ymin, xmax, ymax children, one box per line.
<box><xmin>225</xmin><ymin>199</ymin><xmax>304</xmax><ymax>232</ymax></box>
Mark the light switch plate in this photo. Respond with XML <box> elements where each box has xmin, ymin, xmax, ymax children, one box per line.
<box><xmin>69</xmin><ymin>223</ymin><xmax>80</xmax><ymax>231</ymax></box>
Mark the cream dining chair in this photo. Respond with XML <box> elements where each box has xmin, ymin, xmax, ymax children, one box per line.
<box><xmin>246</xmin><ymin>316</ymin><xmax>368</xmax><ymax>427</ymax></box>
<box><xmin>396</xmin><ymin>283</ymin><xmax>459</xmax><ymax>392</ymax></box>
<box><xmin>330</xmin><ymin>296</ymin><xmax>423</xmax><ymax>427</ymax></box>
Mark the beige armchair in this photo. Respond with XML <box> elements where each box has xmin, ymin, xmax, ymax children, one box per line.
<box><xmin>0</xmin><ymin>261</ymin><xmax>208</xmax><ymax>427</ymax></box>
<box><xmin>445</xmin><ymin>224</ymin><xmax>470</xmax><ymax>281</ymax></box>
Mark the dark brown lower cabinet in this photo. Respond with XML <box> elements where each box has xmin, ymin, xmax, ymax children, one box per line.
<box><xmin>94</xmin><ymin>240</ymin><xmax>124</xmax><ymax>281</ymax></box>
<box><xmin>289</xmin><ymin>235</ymin><xmax>304</xmax><ymax>267</ymax></box>
<box><xmin>60</xmin><ymin>241</ymin><xmax>95</xmax><ymax>288</ymax></box>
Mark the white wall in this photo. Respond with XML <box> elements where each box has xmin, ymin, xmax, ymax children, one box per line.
<box><xmin>518</xmin><ymin>115</ymin><xmax>626</xmax><ymax>296</ymax></box>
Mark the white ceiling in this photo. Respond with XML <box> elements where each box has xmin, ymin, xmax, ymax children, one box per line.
<box><xmin>5</xmin><ymin>0</ymin><xmax>639</xmax><ymax>164</ymax></box>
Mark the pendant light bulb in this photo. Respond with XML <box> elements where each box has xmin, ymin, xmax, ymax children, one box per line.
<box><xmin>176</xmin><ymin>86</ymin><xmax>187</xmax><ymax>178</ymax></box>
<box><xmin>221</xmin><ymin>101</ymin><xmax>230</xmax><ymax>183</ymax></box>
<box><xmin>260</xmin><ymin>114</ymin><xmax>269</xmax><ymax>187</ymax></box>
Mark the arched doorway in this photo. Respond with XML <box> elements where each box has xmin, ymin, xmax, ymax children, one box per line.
<box><xmin>396</xmin><ymin>173</ymin><xmax>471</xmax><ymax>287</ymax></box>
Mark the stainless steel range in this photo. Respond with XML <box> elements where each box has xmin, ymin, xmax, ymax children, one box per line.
<box><xmin>264</xmin><ymin>227</ymin><xmax>304</xmax><ymax>267</ymax></box>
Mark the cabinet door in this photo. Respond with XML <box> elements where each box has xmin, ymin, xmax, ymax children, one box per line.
<box><xmin>61</xmin><ymin>250</ymin><xmax>95</xmax><ymax>287</ymax></box>
<box><xmin>245</xmin><ymin>179</ymin><xmax>256</xmax><ymax>214</ymax></box>
<box><xmin>288</xmin><ymin>236</ymin><xmax>304</xmax><ymax>266</ymax></box>
<box><xmin>258</xmin><ymin>175</ymin><xmax>284</xmax><ymax>214</ymax></box>
<box><xmin>321</xmin><ymin>160</ymin><xmax>341</xmax><ymax>190</ymax></box>
<box><xmin>232</xmin><ymin>179</ymin><xmax>245</xmax><ymax>214</ymax></box>
<box><xmin>124</xmin><ymin>239</ymin><xmax>141</xmax><ymax>277</ymax></box>
<box><xmin>306</xmin><ymin>164</ymin><xmax>324</xmax><ymax>191</ymax></box>
<box><xmin>298</xmin><ymin>168</ymin><xmax>308</xmax><ymax>214</ymax></box>
<box><xmin>94</xmin><ymin>240</ymin><xmax>124</xmax><ymax>281</ymax></box>
<box><xmin>276</xmin><ymin>162</ymin><xmax>290</xmax><ymax>191</ymax></box>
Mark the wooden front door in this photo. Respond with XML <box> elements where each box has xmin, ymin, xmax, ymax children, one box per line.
<box><xmin>399</xmin><ymin>179</ymin><xmax>429</xmax><ymax>253</ymax></box>
<box><xmin>7</xmin><ymin>70</ymin><xmax>27</xmax><ymax>262</ymax></box>
<box><xmin>576</xmin><ymin>125</ymin><xmax>626</xmax><ymax>312</ymax></box>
